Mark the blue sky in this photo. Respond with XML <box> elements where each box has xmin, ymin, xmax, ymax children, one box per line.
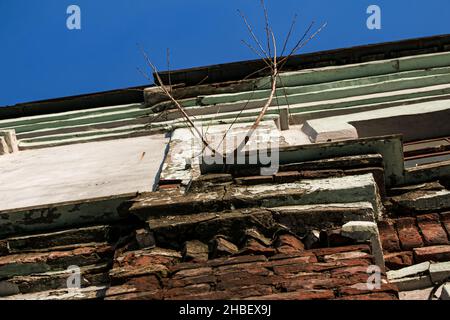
<box><xmin>0</xmin><ymin>0</ymin><xmax>449</xmax><ymax>106</ymax></box>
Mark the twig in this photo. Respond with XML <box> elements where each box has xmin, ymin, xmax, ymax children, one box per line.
<box><xmin>232</xmin><ymin>29</ymin><xmax>278</xmax><ymax>155</ymax></box>
<box><xmin>167</xmin><ymin>48</ymin><xmax>172</xmax><ymax>93</ymax></box>
<box><xmin>281</xmin><ymin>13</ymin><xmax>298</xmax><ymax>57</ymax></box>
<box><xmin>241</xmin><ymin>39</ymin><xmax>273</xmax><ymax>71</ymax></box>
<box><xmin>260</xmin><ymin>0</ymin><xmax>272</xmax><ymax>58</ymax></box>
<box><xmin>238</xmin><ymin>9</ymin><xmax>270</xmax><ymax>60</ymax></box>
<box><xmin>138</xmin><ymin>44</ymin><xmax>216</xmax><ymax>153</ymax></box>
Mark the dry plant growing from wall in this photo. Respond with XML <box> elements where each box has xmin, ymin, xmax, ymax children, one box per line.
<box><xmin>138</xmin><ymin>0</ymin><xmax>327</xmax><ymax>159</ymax></box>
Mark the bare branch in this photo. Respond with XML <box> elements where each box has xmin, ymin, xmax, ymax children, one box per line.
<box><xmin>217</xmin><ymin>82</ymin><xmax>259</xmax><ymax>150</ymax></box>
<box><xmin>136</xmin><ymin>67</ymin><xmax>153</xmax><ymax>83</ymax></box>
<box><xmin>286</xmin><ymin>20</ymin><xmax>315</xmax><ymax>57</ymax></box>
<box><xmin>167</xmin><ymin>48</ymin><xmax>172</xmax><ymax>93</ymax></box>
<box><xmin>281</xmin><ymin>13</ymin><xmax>298</xmax><ymax>57</ymax></box>
<box><xmin>279</xmin><ymin>22</ymin><xmax>327</xmax><ymax>70</ymax></box>
<box><xmin>137</xmin><ymin>44</ymin><xmax>216</xmax><ymax>153</ymax></box>
<box><xmin>241</xmin><ymin>39</ymin><xmax>273</xmax><ymax>71</ymax></box>
<box><xmin>232</xmin><ymin>29</ymin><xmax>278</xmax><ymax>156</ymax></box>
<box><xmin>260</xmin><ymin>0</ymin><xmax>272</xmax><ymax>57</ymax></box>
<box><xmin>290</xmin><ymin>22</ymin><xmax>327</xmax><ymax>56</ymax></box>
<box><xmin>237</xmin><ymin>9</ymin><xmax>270</xmax><ymax>60</ymax></box>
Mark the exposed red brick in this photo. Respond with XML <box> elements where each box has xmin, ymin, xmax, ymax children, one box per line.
<box><xmin>395</xmin><ymin>217</ymin><xmax>424</xmax><ymax>250</ymax></box>
<box><xmin>246</xmin><ymin>290</ymin><xmax>335</xmax><ymax>300</ymax></box>
<box><xmin>330</xmin><ymin>266</ymin><xmax>371</xmax><ymax>278</ymax></box>
<box><xmin>414</xmin><ymin>245</ymin><xmax>450</xmax><ymax>262</ymax></box>
<box><xmin>323</xmin><ymin>251</ymin><xmax>370</xmax><ymax>262</ymax></box>
<box><xmin>207</xmin><ymin>254</ymin><xmax>267</xmax><ymax>267</ymax></box>
<box><xmin>384</xmin><ymin>251</ymin><xmax>414</xmax><ymax>270</ymax></box>
<box><xmin>164</xmin><ymin>283</ymin><xmax>211</xmax><ymax>298</ymax></box>
<box><xmin>168</xmin><ymin>290</ymin><xmax>233</xmax><ymax>300</ymax></box>
<box><xmin>170</xmin><ymin>285</ymin><xmax>273</xmax><ymax>300</ymax></box>
<box><xmin>336</xmin><ymin>292</ymin><xmax>397</xmax><ymax>300</ymax></box>
<box><xmin>116</xmin><ymin>249</ymin><xmax>179</xmax><ymax>269</ymax></box>
<box><xmin>266</xmin><ymin>254</ymin><xmax>318</xmax><ymax>266</ymax></box>
<box><xmin>378</xmin><ymin>220</ymin><xmax>401</xmax><ymax>252</ymax></box>
<box><xmin>417</xmin><ymin>213</ymin><xmax>441</xmax><ymax>223</ymax></box>
<box><xmin>215</xmin><ymin>265</ymin><xmax>271</xmax><ymax>277</ymax></box>
<box><xmin>158</xmin><ymin>184</ymin><xmax>180</xmax><ymax>190</ymax></box>
<box><xmin>173</xmin><ymin>267</ymin><xmax>213</xmax><ymax>279</ymax></box>
<box><xmin>171</xmin><ymin>254</ymin><xmax>267</xmax><ymax>272</ymax></box>
<box><xmin>417</xmin><ymin>213</ymin><xmax>449</xmax><ymax>246</ymax></box>
<box><xmin>273</xmin><ymin>259</ymin><xmax>370</xmax><ymax>275</ymax></box>
<box><xmin>239</xmin><ymin>239</ymin><xmax>276</xmax><ymax>256</ymax></box>
<box><xmin>125</xmin><ymin>275</ymin><xmax>161</xmax><ymax>291</ymax></box>
<box><xmin>441</xmin><ymin>212</ymin><xmax>450</xmax><ymax>237</ymax></box>
<box><xmin>269</xmin><ymin>252</ymin><xmax>316</xmax><ymax>261</ymax></box>
<box><xmin>275</xmin><ymin>234</ymin><xmax>305</xmax><ymax>254</ymax></box>
<box><xmin>273</xmin><ymin>171</ymin><xmax>301</xmax><ymax>183</ymax></box>
<box><xmin>339</xmin><ymin>282</ymin><xmax>398</xmax><ymax>296</ymax></box>
<box><xmin>320</xmin><ymin>229</ymin><xmax>355</xmax><ymax>247</ymax></box>
<box><xmin>312</xmin><ymin>244</ymin><xmax>371</xmax><ymax>257</ymax></box>
<box><xmin>281</xmin><ymin>276</ymin><xmax>351</xmax><ymax>292</ymax></box>
<box><xmin>210</xmin><ymin>236</ymin><xmax>239</xmax><ymax>257</ymax></box>
<box><xmin>105</xmin><ymin>289</ymin><xmax>163</xmax><ymax>300</ymax></box>
<box><xmin>165</xmin><ymin>275</ymin><xmax>216</xmax><ymax>288</ymax></box>
<box><xmin>216</xmin><ymin>274</ymin><xmax>283</xmax><ymax>290</ymax></box>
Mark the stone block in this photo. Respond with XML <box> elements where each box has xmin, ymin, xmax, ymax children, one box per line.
<box><xmin>0</xmin><ymin>130</ymin><xmax>19</xmax><ymax>153</ymax></box>
<box><xmin>0</xmin><ymin>137</ymin><xmax>8</xmax><ymax>155</ymax></box>
<box><xmin>341</xmin><ymin>221</ymin><xmax>385</xmax><ymax>271</ymax></box>
<box><xmin>430</xmin><ymin>261</ymin><xmax>450</xmax><ymax>283</ymax></box>
<box><xmin>389</xmin><ymin>275</ymin><xmax>433</xmax><ymax>291</ymax></box>
<box><xmin>440</xmin><ymin>283</ymin><xmax>450</xmax><ymax>300</ymax></box>
<box><xmin>392</xmin><ymin>190</ymin><xmax>450</xmax><ymax>213</ymax></box>
<box><xmin>387</xmin><ymin>262</ymin><xmax>430</xmax><ymax>281</ymax></box>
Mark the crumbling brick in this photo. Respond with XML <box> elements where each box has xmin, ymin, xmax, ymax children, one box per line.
<box><xmin>246</xmin><ymin>290</ymin><xmax>335</xmax><ymax>300</ymax></box>
<box><xmin>239</xmin><ymin>239</ymin><xmax>276</xmax><ymax>256</ymax></box>
<box><xmin>414</xmin><ymin>245</ymin><xmax>450</xmax><ymax>263</ymax></box>
<box><xmin>417</xmin><ymin>213</ymin><xmax>449</xmax><ymax>246</ymax></box>
<box><xmin>336</xmin><ymin>292</ymin><xmax>397</xmax><ymax>300</ymax></box>
<box><xmin>384</xmin><ymin>251</ymin><xmax>414</xmax><ymax>270</ymax></box>
<box><xmin>378</xmin><ymin>220</ymin><xmax>401</xmax><ymax>252</ymax></box>
<box><xmin>183</xmin><ymin>240</ymin><xmax>209</xmax><ymax>262</ymax></box>
<box><xmin>274</xmin><ymin>234</ymin><xmax>305</xmax><ymax>254</ymax></box>
<box><xmin>209</xmin><ymin>236</ymin><xmax>238</xmax><ymax>258</ymax></box>
<box><xmin>395</xmin><ymin>217</ymin><xmax>424</xmax><ymax>250</ymax></box>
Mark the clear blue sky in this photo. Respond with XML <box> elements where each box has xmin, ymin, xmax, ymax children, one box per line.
<box><xmin>0</xmin><ymin>0</ymin><xmax>449</xmax><ymax>106</ymax></box>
